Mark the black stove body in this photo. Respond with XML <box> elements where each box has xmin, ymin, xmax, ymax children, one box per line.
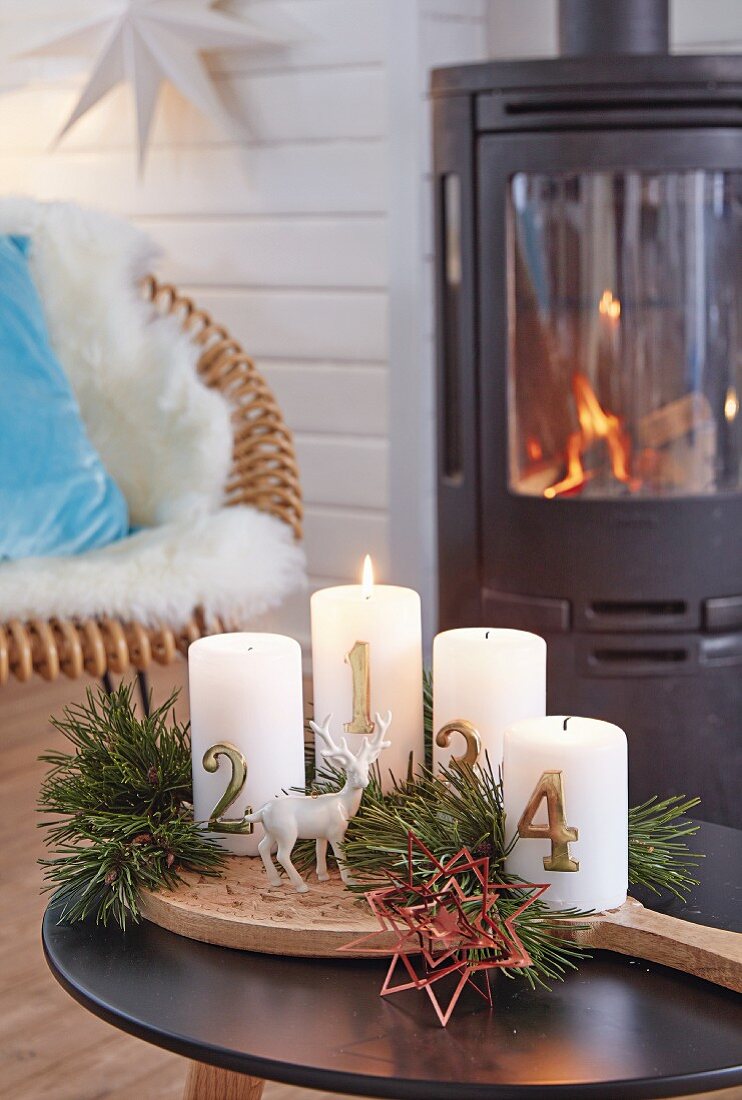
<box><xmin>433</xmin><ymin>0</ymin><xmax>742</xmax><ymax>824</ymax></box>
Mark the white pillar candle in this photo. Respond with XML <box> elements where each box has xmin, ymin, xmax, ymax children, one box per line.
<box><xmin>189</xmin><ymin>633</ymin><xmax>305</xmax><ymax>856</ymax></box>
<box><xmin>503</xmin><ymin>715</ymin><xmax>628</xmax><ymax>912</ymax></box>
<box><xmin>432</xmin><ymin>628</ymin><xmax>546</xmax><ymax>772</ymax></box>
<box><xmin>310</xmin><ymin>557</ymin><xmax>423</xmax><ymax>789</ymax></box>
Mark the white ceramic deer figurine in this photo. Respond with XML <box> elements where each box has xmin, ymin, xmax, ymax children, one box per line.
<box><xmin>246</xmin><ymin>712</ymin><xmax>392</xmax><ymax>893</ymax></box>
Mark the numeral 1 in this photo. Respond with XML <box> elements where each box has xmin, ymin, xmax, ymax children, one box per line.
<box><xmin>435</xmin><ymin>719</ymin><xmax>482</xmax><ymax>767</ymax></box>
<box><xmin>344</xmin><ymin>640</ymin><xmax>374</xmax><ymax>734</ymax></box>
<box><xmin>517</xmin><ymin>770</ymin><xmax>579</xmax><ymax>872</ymax></box>
<box><xmin>202</xmin><ymin>742</ymin><xmax>254</xmax><ymax>834</ymax></box>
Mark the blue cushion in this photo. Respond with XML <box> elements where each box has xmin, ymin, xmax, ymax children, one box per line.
<box><xmin>0</xmin><ymin>235</ymin><xmax>128</xmax><ymax>560</ymax></box>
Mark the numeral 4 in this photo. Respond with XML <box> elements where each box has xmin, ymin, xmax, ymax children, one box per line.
<box><xmin>517</xmin><ymin>770</ymin><xmax>579</xmax><ymax>872</ymax></box>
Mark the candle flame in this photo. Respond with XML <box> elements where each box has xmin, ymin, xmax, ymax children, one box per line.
<box><xmin>361</xmin><ymin>554</ymin><xmax>374</xmax><ymax>597</ymax></box>
<box><xmin>725</xmin><ymin>386</ymin><xmax>739</xmax><ymax>423</ymax></box>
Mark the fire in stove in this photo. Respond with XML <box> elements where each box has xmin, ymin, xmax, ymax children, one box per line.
<box><xmin>543</xmin><ymin>374</ymin><xmax>634</xmax><ymax>498</ymax></box>
<box><xmin>513</xmin><ymin>272</ymin><xmax>725</xmax><ymax>501</ymax></box>
<box><xmin>519</xmin><ymin>375</ymin><xmax>719</xmax><ymax>501</ymax></box>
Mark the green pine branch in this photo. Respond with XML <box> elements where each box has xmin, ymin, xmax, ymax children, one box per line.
<box><xmin>341</xmin><ymin>751</ymin><xmax>704</xmax><ymax>989</ymax></box>
<box><xmin>342</xmin><ymin>758</ymin><xmax>591</xmax><ymax>989</ymax></box>
<box><xmin>628</xmin><ymin>794</ymin><xmax>703</xmax><ymax>898</ymax></box>
<box><xmin>38</xmin><ymin>683</ymin><xmax>225</xmax><ymax>929</ymax></box>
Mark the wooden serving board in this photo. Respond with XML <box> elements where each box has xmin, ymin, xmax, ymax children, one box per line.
<box><xmin>139</xmin><ymin>857</ymin><xmax>395</xmax><ymax>957</ymax></box>
<box><xmin>141</xmin><ymin>864</ymin><xmax>742</xmax><ymax>994</ymax></box>
<box><xmin>565</xmin><ymin>896</ymin><xmax>742</xmax><ymax>994</ymax></box>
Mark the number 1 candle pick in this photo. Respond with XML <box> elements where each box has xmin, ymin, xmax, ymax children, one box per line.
<box><xmin>311</xmin><ymin>556</ymin><xmax>424</xmax><ymax>789</ymax></box>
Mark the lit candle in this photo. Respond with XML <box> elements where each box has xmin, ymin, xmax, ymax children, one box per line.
<box><xmin>189</xmin><ymin>633</ymin><xmax>305</xmax><ymax>856</ymax></box>
<box><xmin>433</xmin><ymin>628</ymin><xmax>546</xmax><ymax>772</ymax></box>
<box><xmin>310</xmin><ymin>556</ymin><xmax>423</xmax><ymax>789</ymax></box>
<box><xmin>503</xmin><ymin>715</ymin><xmax>628</xmax><ymax>912</ymax></box>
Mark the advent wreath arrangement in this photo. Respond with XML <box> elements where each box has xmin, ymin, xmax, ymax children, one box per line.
<box><xmin>38</xmin><ymin>682</ymin><xmax>704</xmax><ymax>1016</ymax></box>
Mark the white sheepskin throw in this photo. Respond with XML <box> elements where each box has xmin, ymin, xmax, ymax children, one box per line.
<box><xmin>0</xmin><ymin>198</ymin><xmax>305</xmax><ymax>627</ymax></box>
<box><xmin>0</xmin><ymin>509</ymin><xmax>304</xmax><ymax>627</ymax></box>
<box><xmin>0</xmin><ymin>197</ymin><xmax>231</xmax><ymax>526</ymax></box>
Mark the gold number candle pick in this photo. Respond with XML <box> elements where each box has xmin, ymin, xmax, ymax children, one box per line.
<box><xmin>435</xmin><ymin>719</ymin><xmax>482</xmax><ymax>767</ymax></box>
<box><xmin>517</xmin><ymin>770</ymin><xmax>579</xmax><ymax>872</ymax></box>
<box><xmin>504</xmin><ymin>716</ymin><xmax>627</xmax><ymax>911</ymax></box>
<box><xmin>344</xmin><ymin>640</ymin><xmax>374</xmax><ymax>735</ymax></box>
<box><xmin>202</xmin><ymin>742</ymin><xmax>254</xmax><ymax>835</ymax></box>
<box><xmin>310</xmin><ymin>558</ymin><xmax>423</xmax><ymax>792</ymax></box>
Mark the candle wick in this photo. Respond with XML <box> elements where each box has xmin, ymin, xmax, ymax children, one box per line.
<box><xmin>563</xmin><ymin>717</ymin><xmax>571</xmax><ymax>730</ymax></box>
<box><xmin>485</xmin><ymin>630</ymin><xmax>490</xmax><ymax>639</ymax></box>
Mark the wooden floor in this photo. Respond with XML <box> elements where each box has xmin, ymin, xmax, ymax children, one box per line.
<box><xmin>1</xmin><ymin>666</ymin><xmax>739</xmax><ymax>1100</ymax></box>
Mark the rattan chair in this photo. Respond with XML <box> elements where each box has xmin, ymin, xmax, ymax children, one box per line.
<box><xmin>0</xmin><ymin>276</ymin><xmax>302</xmax><ymax>688</ymax></box>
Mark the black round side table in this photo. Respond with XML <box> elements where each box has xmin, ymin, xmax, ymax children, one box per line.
<box><xmin>43</xmin><ymin>821</ymin><xmax>742</xmax><ymax>1100</ymax></box>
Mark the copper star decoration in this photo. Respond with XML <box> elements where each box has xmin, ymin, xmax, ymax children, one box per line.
<box><xmin>340</xmin><ymin>833</ymin><xmax>549</xmax><ymax>1026</ymax></box>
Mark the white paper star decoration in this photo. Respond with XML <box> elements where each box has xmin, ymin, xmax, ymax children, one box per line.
<box><xmin>16</xmin><ymin>1</ymin><xmax>284</xmax><ymax>169</ymax></box>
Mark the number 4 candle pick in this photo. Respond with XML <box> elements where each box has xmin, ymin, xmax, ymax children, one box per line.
<box><xmin>503</xmin><ymin>715</ymin><xmax>628</xmax><ymax>912</ymax></box>
<box><xmin>310</xmin><ymin>556</ymin><xmax>424</xmax><ymax>789</ymax></box>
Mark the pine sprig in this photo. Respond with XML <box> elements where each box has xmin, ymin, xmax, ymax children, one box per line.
<box><xmin>38</xmin><ymin>683</ymin><xmax>225</xmax><ymax>928</ymax></box>
<box><xmin>343</xmin><ymin>757</ymin><xmax>592</xmax><ymax>988</ymax></box>
<box><xmin>423</xmin><ymin>666</ymin><xmax>434</xmax><ymax>768</ymax></box>
<box><xmin>342</xmin><ymin>753</ymin><xmax>704</xmax><ymax>988</ymax></box>
<box><xmin>628</xmin><ymin>794</ymin><xmax>702</xmax><ymax>899</ymax></box>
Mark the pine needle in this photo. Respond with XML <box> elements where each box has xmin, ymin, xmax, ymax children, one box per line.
<box><xmin>343</xmin><ymin>752</ymin><xmax>704</xmax><ymax>988</ymax></box>
<box><xmin>38</xmin><ymin>683</ymin><xmax>225</xmax><ymax>928</ymax></box>
<box><xmin>628</xmin><ymin>794</ymin><xmax>703</xmax><ymax>899</ymax></box>
<box><xmin>343</xmin><ymin>757</ymin><xmax>593</xmax><ymax>988</ymax></box>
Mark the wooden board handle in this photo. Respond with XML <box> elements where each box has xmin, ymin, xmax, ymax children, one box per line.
<box><xmin>575</xmin><ymin>897</ymin><xmax>742</xmax><ymax>994</ymax></box>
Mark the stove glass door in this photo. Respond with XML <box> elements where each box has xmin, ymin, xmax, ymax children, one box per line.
<box><xmin>508</xmin><ymin>170</ymin><xmax>741</xmax><ymax>498</ymax></box>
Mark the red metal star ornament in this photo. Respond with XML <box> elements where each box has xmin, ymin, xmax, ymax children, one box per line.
<box><xmin>340</xmin><ymin>833</ymin><xmax>549</xmax><ymax>1026</ymax></box>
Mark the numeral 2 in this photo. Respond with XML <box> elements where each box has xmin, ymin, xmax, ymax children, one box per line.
<box><xmin>202</xmin><ymin>742</ymin><xmax>254</xmax><ymax>834</ymax></box>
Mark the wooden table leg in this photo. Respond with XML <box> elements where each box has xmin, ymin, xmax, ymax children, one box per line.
<box><xmin>183</xmin><ymin>1061</ymin><xmax>265</xmax><ymax>1100</ymax></box>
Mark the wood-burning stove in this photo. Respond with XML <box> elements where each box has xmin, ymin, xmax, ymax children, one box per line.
<box><xmin>433</xmin><ymin>0</ymin><xmax>741</xmax><ymax>825</ymax></box>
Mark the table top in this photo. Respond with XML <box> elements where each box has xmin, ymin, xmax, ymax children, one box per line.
<box><xmin>43</xmin><ymin>820</ymin><xmax>742</xmax><ymax>1100</ymax></box>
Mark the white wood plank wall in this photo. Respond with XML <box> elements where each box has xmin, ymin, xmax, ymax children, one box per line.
<box><xmin>386</xmin><ymin>0</ymin><xmax>489</xmax><ymax>650</ymax></box>
<box><xmin>485</xmin><ymin>0</ymin><xmax>742</xmax><ymax>57</ymax></box>
<box><xmin>0</xmin><ymin>0</ymin><xmax>395</xmax><ymax>654</ymax></box>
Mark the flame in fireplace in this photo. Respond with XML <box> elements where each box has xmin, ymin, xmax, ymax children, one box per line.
<box><xmin>598</xmin><ymin>288</ymin><xmax>621</xmax><ymax>321</ymax></box>
<box><xmin>544</xmin><ymin>374</ymin><xmax>634</xmax><ymax>498</ymax></box>
<box><xmin>526</xmin><ymin>437</ymin><xmax>543</xmax><ymax>462</ymax></box>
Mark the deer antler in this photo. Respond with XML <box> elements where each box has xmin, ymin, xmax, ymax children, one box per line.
<box><xmin>309</xmin><ymin>713</ymin><xmax>333</xmax><ymax>748</ymax></box>
<box><xmin>373</xmin><ymin>710</ymin><xmax>393</xmax><ymax>747</ymax></box>
<box><xmin>310</xmin><ymin>714</ymin><xmax>356</xmax><ymax>767</ymax></box>
<box><xmin>358</xmin><ymin>711</ymin><xmax>392</xmax><ymax>763</ymax></box>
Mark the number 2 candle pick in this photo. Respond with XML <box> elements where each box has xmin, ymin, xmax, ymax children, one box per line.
<box><xmin>189</xmin><ymin>633</ymin><xmax>305</xmax><ymax>856</ymax></box>
<box><xmin>310</xmin><ymin>556</ymin><xmax>424</xmax><ymax>789</ymax></box>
